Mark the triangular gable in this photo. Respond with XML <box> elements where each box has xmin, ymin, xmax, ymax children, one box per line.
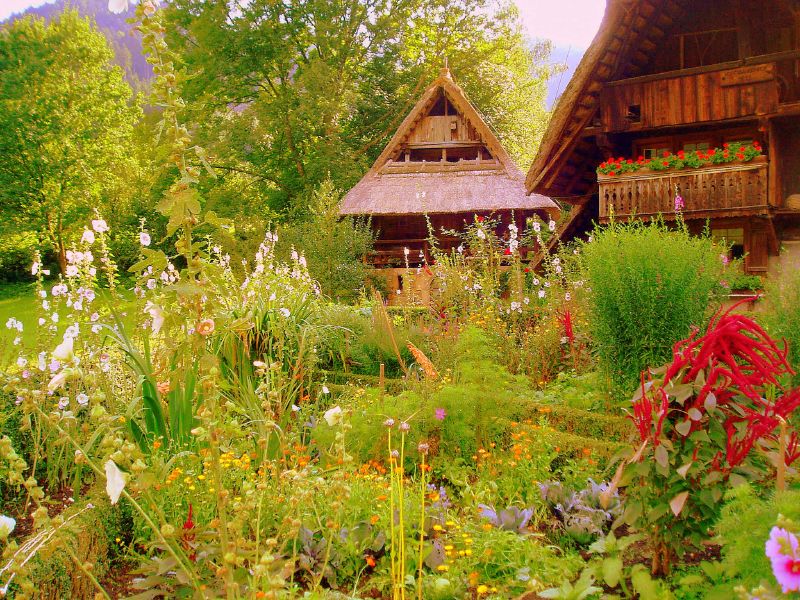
<box><xmin>370</xmin><ymin>68</ymin><xmax>520</xmax><ymax>175</ymax></box>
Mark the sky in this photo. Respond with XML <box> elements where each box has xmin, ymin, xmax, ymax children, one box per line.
<box><xmin>0</xmin><ymin>0</ymin><xmax>607</xmax><ymax>49</ymax></box>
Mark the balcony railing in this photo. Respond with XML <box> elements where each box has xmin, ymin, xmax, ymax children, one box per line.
<box><xmin>598</xmin><ymin>156</ymin><xmax>769</xmax><ymax>221</ymax></box>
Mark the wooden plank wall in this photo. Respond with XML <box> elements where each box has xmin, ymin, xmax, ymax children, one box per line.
<box><xmin>602</xmin><ymin>64</ymin><xmax>779</xmax><ymax>131</ymax></box>
<box><xmin>407</xmin><ymin>116</ymin><xmax>478</xmax><ymax>143</ymax></box>
<box><xmin>598</xmin><ymin>161</ymin><xmax>769</xmax><ymax>219</ymax></box>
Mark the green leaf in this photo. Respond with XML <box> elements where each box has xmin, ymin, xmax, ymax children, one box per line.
<box><xmin>602</xmin><ymin>556</ymin><xmax>623</xmax><ymax>588</ymax></box>
<box><xmin>675</xmin><ymin>419</ymin><xmax>692</xmax><ymax>436</ymax></box>
<box><xmin>670</xmin><ymin>491</ymin><xmax>690</xmax><ymax>516</ymax></box>
<box><xmin>654</xmin><ymin>444</ymin><xmax>669</xmax><ymax>468</ymax></box>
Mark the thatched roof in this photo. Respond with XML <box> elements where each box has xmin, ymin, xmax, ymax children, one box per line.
<box><xmin>341</xmin><ymin>68</ymin><xmax>557</xmax><ymax>217</ymax></box>
<box><xmin>525</xmin><ymin>0</ymin><xmax>693</xmax><ymax>202</ymax></box>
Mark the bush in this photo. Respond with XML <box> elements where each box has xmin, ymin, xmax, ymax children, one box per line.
<box><xmin>276</xmin><ymin>179</ymin><xmax>376</xmax><ymax>303</ymax></box>
<box><xmin>581</xmin><ymin>219</ymin><xmax>725</xmax><ymax>392</ymax></box>
<box><xmin>764</xmin><ymin>267</ymin><xmax>800</xmax><ymax>386</ymax></box>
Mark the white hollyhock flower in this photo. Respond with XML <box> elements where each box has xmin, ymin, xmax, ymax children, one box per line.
<box><xmin>323</xmin><ymin>405</ymin><xmax>343</xmax><ymax>427</ymax></box>
<box><xmin>104</xmin><ymin>460</ymin><xmax>127</xmax><ymax>504</ymax></box>
<box><xmin>81</xmin><ymin>229</ymin><xmax>95</xmax><ymax>245</ymax></box>
<box><xmin>108</xmin><ymin>0</ymin><xmax>128</xmax><ymax>13</ymax></box>
<box><xmin>53</xmin><ymin>336</ymin><xmax>74</xmax><ymax>362</ymax></box>
<box><xmin>279</xmin><ymin>307</ymin><xmax>290</xmax><ymax>318</ymax></box>
<box><xmin>91</xmin><ymin>219</ymin><xmax>109</xmax><ymax>233</ymax></box>
<box><xmin>144</xmin><ymin>302</ymin><xmax>164</xmax><ymax>334</ymax></box>
<box><xmin>48</xmin><ymin>371</ymin><xmax>68</xmax><ymax>392</ymax></box>
<box><xmin>0</xmin><ymin>515</ymin><xmax>15</xmax><ymax>538</ymax></box>
<box><xmin>139</xmin><ymin>231</ymin><xmax>151</xmax><ymax>246</ymax></box>
<box><xmin>322</xmin><ymin>385</ymin><xmax>330</xmax><ymax>394</ymax></box>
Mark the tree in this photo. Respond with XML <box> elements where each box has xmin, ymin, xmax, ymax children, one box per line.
<box><xmin>0</xmin><ymin>10</ymin><xmax>140</xmax><ymax>272</ymax></box>
<box><xmin>163</xmin><ymin>0</ymin><xmax>556</xmax><ymax>216</ymax></box>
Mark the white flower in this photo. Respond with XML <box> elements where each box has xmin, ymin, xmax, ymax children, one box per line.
<box><xmin>533</xmin><ymin>278</ymin><xmax>540</xmax><ymax>286</ymax></box>
<box><xmin>81</xmin><ymin>229</ymin><xmax>96</xmax><ymax>245</ymax></box>
<box><xmin>146</xmin><ymin>279</ymin><xmax>157</xmax><ymax>290</ymax></box>
<box><xmin>323</xmin><ymin>405</ymin><xmax>343</xmax><ymax>427</ymax></box>
<box><xmin>32</xmin><ymin>262</ymin><xmax>40</xmax><ymax>275</ymax></box>
<box><xmin>548</xmin><ymin>220</ymin><xmax>556</xmax><ymax>231</ymax></box>
<box><xmin>403</xmin><ymin>247</ymin><xmax>410</xmax><ymax>256</ymax></box>
<box><xmin>476</xmin><ymin>229</ymin><xmax>486</xmax><ymax>240</ymax></box>
<box><xmin>104</xmin><ymin>460</ymin><xmax>127</xmax><ymax>504</ymax></box>
<box><xmin>565</xmin><ymin>292</ymin><xmax>572</xmax><ymax>301</ymax></box>
<box><xmin>322</xmin><ymin>385</ymin><xmax>330</xmax><ymax>394</ymax></box>
<box><xmin>76</xmin><ymin>393</ymin><xmax>89</xmax><ymax>406</ymax></box>
<box><xmin>279</xmin><ymin>307</ymin><xmax>290</xmax><ymax>318</ymax></box>
<box><xmin>38</xmin><ymin>352</ymin><xmax>47</xmax><ymax>371</ymax></box>
<box><xmin>588</xmin><ymin>235</ymin><xmax>594</xmax><ymax>243</ymax></box>
<box><xmin>51</xmin><ymin>312</ymin><xmax>59</xmax><ymax>323</ymax></box>
<box><xmin>533</xmin><ymin>222</ymin><xmax>541</xmax><ymax>232</ymax></box>
<box><xmin>553</xmin><ymin>257</ymin><xmax>561</xmax><ymax>266</ymax></box>
<box><xmin>91</xmin><ymin>219</ymin><xmax>109</xmax><ymax>233</ymax></box>
<box><xmin>538</xmin><ymin>289</ymin><xmax>546</xmax><ymax>298</ymax></box>
<box><xmin>48</xmin><ymin>371</ymin><xmax>68</xmax><ymax>392</ymax></box>
<box><xmin>139</xmin><ymin>231</ymin><xmax>151</xmax><ymax>246</ymax></box>
<box><xmin>53</xmin><ymin>336</ymin><xmax>74</xmax><ymax>361</ymax></box>
<box><xmin>108</xmin><ymin>0</ymin><xmax>128</xmax><ymax>12</ymax></box>
<box><xmin>457</xmin><ymin>244</ymin><xmax>464</xmax><ymax>254</ymax></box>
<box><xmin>144</xmin><ymin>302</ymin><xmax>164</xmax><ymax>334</ymax></box>
<box><xmin>0</xmin><ymin>515</ymin><xmax>16</xmax><ymax>538</ymax></box>
<box><xmin>58</xmin><ymin>397</ymin><xmax>69</xmax><ymax>410</ymax></box>
<box><xmin>16</xmin><ymin>357</ymin><xmax>27</xmax><ymax>368</ymax></box>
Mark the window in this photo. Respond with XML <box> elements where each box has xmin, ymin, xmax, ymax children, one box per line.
<box><xmin>683</xmin><ymin>141</ymin><xmax>711</xmax><ymax>153</ymax></box>
<box><xmin>712</xmin><ymin>227</ymin><xmax>745</xmax><ymax>260</ymax></box>
<box><xmin>642</xmin><ymin>145</ymin><xmax>672</xmax><ymax>160</ymax></box>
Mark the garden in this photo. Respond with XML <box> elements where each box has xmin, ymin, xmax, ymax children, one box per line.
<box><xmin>2</xmin><ymin>2</ymin><xmax>800</xmax><ymax>599</ymax></box>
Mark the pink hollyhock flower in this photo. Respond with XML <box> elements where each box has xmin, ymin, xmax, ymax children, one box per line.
<box><xmin>766</xmin><ymin>526</ymin><xmax>800</xmax><ymax>593</ymax></box>
<box><xmin>674</xmin><ymin>195</ymin><xmax>685</xmax><ymax>211</ymax></box>
<box><xmin>434</xmin><ymin>408</ymin><xmax>446</xmax><ymax>421</ymax></box>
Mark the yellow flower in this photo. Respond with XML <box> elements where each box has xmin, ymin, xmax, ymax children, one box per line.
<box><xmin>477</xmin><ymin>584</ymin><xmax>489</xmax><ymax>595</ymax></box>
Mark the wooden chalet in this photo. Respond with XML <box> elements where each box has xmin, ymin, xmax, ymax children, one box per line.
<box><xmin>526</xmin><ymin>0</ymin><xmax>800</xmax><ymax>275</ymax></box>
<box><xmin>341</xmin><ymin>68</ymin><xmax>558</xmax><ymax>299</ymax></box>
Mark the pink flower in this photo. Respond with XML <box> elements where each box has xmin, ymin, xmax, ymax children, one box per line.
<box><xmin>674</xmin><ymin>195</ymin><xmax>685</xmax><ymax>211</ymax></box>
<box><xmin>434</xmin><ymin>408</ymin><xmax>446</xmax><ymax>421</ymax></box>
<box><xmin>766</xmin><ymin>526</ymin><xmax>800</xmax><ymax>593</ymax></box>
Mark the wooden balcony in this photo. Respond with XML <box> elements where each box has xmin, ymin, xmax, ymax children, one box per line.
<box><xmin>598</xmin><ymin>156</ymin><xmax>769</xmax><ymax>221</ymax></box>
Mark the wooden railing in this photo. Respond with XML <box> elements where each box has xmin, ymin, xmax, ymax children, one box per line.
<box><xmin>597</xmin><ymin>156</ymin><xmax>769</xmax><ymax>221</ymax></box>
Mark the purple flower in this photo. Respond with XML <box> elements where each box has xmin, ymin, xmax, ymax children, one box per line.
<box><xmin>766</xmin><ymin>526</ymin><xmax>800</xmax><ymax>593</ymax></box>
<box><xmin>434</xmin><ymin>408</ymin><xmax>446</xmax><ymax>421</ymax></box>
<box><xmin>399</xmin><ymin>421</ymin><xmax>410</xmax><ymax>432</ymax></box>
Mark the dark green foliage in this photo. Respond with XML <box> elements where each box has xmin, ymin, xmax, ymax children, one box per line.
<box><xmin>764</xmin><ymin>267</ymin><xmax>800</xmax><ymax>386</ymax></box>
<box><xmin>0</xmin><ymin>9</ymin><xmax>140</xmax><ymax>273</ymax></box>
<box><xmin>162</xmin><ymin>0</ymin><xmax>556</xmax><ymax>215</ymax></box>
<box><xmin>276</xmin><ymin>180</ymin><xmax>377</xmax><ymax>302</ymax></box>
<box><xmin>581</xmin><ymin>219</ymin><xmax>725</xmax><ymax>392</ymax></box>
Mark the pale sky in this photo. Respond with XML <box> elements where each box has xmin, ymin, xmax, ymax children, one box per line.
<box><xmin>1</xmin><ymin>0</ymin><xmax>607</xmax><ymax>49</ymax></box>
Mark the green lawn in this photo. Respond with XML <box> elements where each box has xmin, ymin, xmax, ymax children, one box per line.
<box><xmin>0</xmin><ymin>282</ymin><xmax>137</xmax><ymax>348</ymax></box>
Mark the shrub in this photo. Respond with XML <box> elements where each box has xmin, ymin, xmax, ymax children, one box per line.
<box><xmin>764</xmin><ymin>266</ymin><xmax>800</xmax><ymax>386</ymax></box>
<box><xmin>276</xmin><ymin>179</ymin><xmax>376</xmax><ymax>303</ymax></box>
<box><xmin>581</xmin><ymin>218</ymin><xmax>725</xmax><ymax>392</ymax></box>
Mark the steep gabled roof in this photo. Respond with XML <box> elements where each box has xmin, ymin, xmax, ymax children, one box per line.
<box><xmin>525</xmin><ymin>0</ymin><xmax>690</xmax><ymax>201</ymax></box>
<box><xmin>341</xmin><ymin>68</ymin><xmax>557</xmax><ymax>217</ymax></box>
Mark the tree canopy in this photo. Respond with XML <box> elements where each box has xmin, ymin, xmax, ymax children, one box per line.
<box><xmin>0</xmin><ymin>9</ymin><xmax>140</xmax><ymax>271</ymax></box>
<box><xmin>163</xmin><ymin>0</ymin><xmax>556</xmax><ymax>216</ymax></box>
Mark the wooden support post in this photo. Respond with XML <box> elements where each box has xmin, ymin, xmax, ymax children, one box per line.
<box><xmin>379</xmin><ymin>363</ymin><xmax>385</xmax><ymax>406</ymax></box>
<box><xmin>777</xmin><ymin>418</ymin><xmax>788</xmax><ymax>491</ymax></box>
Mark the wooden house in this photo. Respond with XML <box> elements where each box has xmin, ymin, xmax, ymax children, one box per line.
<box><xmin>526</xmin><ymin>0</ymin><xmax>800</xmax><ymax>275</ymax></box>
<box><xmin>341</xmin><ymin>68</ymin><xmax>558</xmax><ymax>299</ymax></box>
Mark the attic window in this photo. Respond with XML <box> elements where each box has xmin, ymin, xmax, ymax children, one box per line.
<box><xmin>625</xmin><ymin>104</ymin><xmax>641</xmax><ymax>123</ymax></box>
<box><xmin>428</xmin><ymin>94</ymin><xmax>457</xmax><ymax>116</ymax></box>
